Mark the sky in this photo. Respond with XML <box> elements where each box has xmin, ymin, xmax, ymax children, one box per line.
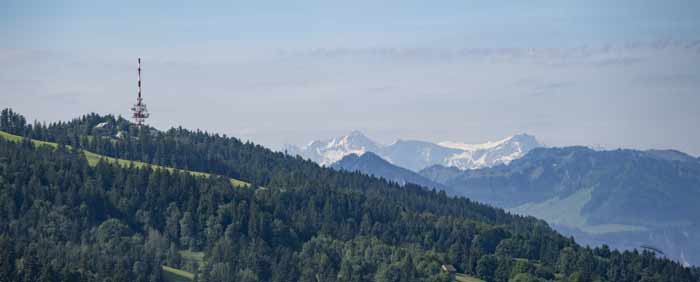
<box><xmin>1</xmin><ymin>0</ymin><xmax>700</xmax><ymax>155</ymax></box>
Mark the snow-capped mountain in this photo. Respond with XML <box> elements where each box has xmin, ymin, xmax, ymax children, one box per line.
<box><xmin>285</xmin><ymin>130</ymin><xmax>381</xmax><ymax>166</ymax></box>
<box><xmin>284</xmin><ymin>131</ymin><xmax>543</xmax><ymax>171</ymax></box>
<box><xmin>438</xmin><ymin>134</ymin><xmax>543</xmax><ymax>169</ymax></box>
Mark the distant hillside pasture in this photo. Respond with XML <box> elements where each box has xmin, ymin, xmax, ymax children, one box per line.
<box><xmin>0</xmin><ymin>130</ymin><xmax>249</xmax><ymax>188</ymax></box>
<box><xmin>456</xmin><ymin>273</ymin><xmax>486</xmax><ymax>282</ymax></box>
<box><xmin>509</xmin><ymin>187</ymin><xmax>648</xmax><ymax>235</ymax></box>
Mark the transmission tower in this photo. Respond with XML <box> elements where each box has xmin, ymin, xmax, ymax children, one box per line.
<box><xmin>131</xmin><ymin>58</ymin><xmax>150</xmax><ymax>126</ymax></box>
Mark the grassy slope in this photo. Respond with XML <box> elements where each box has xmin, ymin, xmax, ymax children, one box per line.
<box><xmin>161</xmin><ymin>251</ymin><xmax>206</xmax><ymax>282</ymax></box>
<box><xmin>0</xmin><ymin>130</ymin><xmax>249</xmax><ymax>188</ymax></box>
<box><xmin>509</xmin><ymin>187</ymin><xmax>647</xmax><ymax>235</ymax></box>
<box><xmin>455</xmin><ymin>273</ymin><xmax>485</xmax><ymax>282</ymax></box>
<box><xmin>162</xmin><ymin>266</ymin><xmax>194</xmax><ymax>282</ymax></box>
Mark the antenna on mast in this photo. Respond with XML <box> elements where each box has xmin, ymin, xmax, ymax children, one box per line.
<box><xmin>131</xmin><ymin>58</ymin><xmax>150</xmax><ymax>127</ymax></box>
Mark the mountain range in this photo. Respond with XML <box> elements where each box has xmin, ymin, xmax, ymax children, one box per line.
<box><xmin>285</xmin><ymin>131</ymin><xmax>543</xmax><ymax>171</ymax></box>
<box><xmin>322</xmin><ymin>134</ymin><xmax>700</xmax><ymax>266</ymax></box>
<box><xmin>419</xmin><ymin>146</ymin><xmax>700</xmax><ymax>266</ymax></box>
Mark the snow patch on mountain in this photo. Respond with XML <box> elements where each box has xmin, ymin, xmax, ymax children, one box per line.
<box><xmin>440</xmin><ymin>134</ymin><xmax>541</xmax><ymax>168</ymax></box>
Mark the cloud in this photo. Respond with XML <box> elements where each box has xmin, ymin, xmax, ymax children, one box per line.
<box><xmin>274</xmin><ymin>40</ymin><xmax>700</xmax><ymax>68</ymax></box>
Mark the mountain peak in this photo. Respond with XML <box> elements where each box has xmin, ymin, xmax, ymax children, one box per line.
<box><xmin>332</xmin><ymin>151</ymin><xmax>444</xmax><ymax>189</ymax></box>
<box><xmin>348</xmin><ymin>130</ymin><xmax>366</xmax><ymax>137</ymax></box>
<box><xmin>357</xmin><ymin>151</ymin><xmax>383</xmax><ymax>160</ymax></box>
<box><xmin>507</xmin><ymin>133</ymin><xmax>540</xmax><ymax>145</ymax></box>
<box><xmin>510</xmin><ymin>133</ymin><xmax>536</xmax><ymax>140</ymax></box>
<box><xmin>341</xmin><ymin>130</ymin><xmax>374</xmax><ymax>145</ymax></box>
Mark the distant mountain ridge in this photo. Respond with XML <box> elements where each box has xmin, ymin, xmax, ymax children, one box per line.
<box><xmin>285</xmin><ymin>131</ymin><xmax>543</xmax><ymax>171</ymax></box>
<box><xmin>419</xmin><ymin>146</ymin><xmax>700</xmax><ymax>266</ymax></box>
<box><xmin>331</xmin><ymin>152</ymin><xmax>444</xmax><ymax>189</ymax></box>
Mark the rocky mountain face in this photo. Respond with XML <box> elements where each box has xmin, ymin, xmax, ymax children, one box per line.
<box><xmin>285</xmin><ymin>131</ymin><xmax>543</xmax><ymax>171</ymax></box>
<box><xmin>420</xmin><ymin>147</ymin><xmax>700</xmax><ymax>266</ymax></box>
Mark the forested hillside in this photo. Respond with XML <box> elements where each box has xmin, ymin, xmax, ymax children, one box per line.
<box><xmin>1</xmin><ymin>108</ymin><xmax>699</xmax><ymax>282</ymax></box>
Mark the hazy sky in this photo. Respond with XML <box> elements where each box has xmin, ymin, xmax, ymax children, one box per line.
<box><xmin>2</xmin><ymin>0</ymin><xmax>700</xmax><ymax>155</ymax></box>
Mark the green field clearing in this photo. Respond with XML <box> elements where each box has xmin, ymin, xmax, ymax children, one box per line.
<box><xmin>162</xmin><ymin>265</ymin><xmax>194</xmax><ymax>282</ymax></box>
<box><xmin>0</xmin><ymin>130</ymin><xmax>249</xmax><ymax>188</ymax></box>
<box><xmin>455</xmin><ymin>273</ymin><xmax>485</xmax><ymax>282</ymax></box>
<box><xmin>509</xmin><ymin>187</ymin><xmax>648</xmax><ymax>235</ymax></box>
<box><xmin>162</xmin><ymin>251</ymin><xmax>205</xmax><ymax>282</ymax></box>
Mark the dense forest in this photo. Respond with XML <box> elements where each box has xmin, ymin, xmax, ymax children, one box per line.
<box><xmin>1</xmin><ymin>108</ymin><xmax>699</xmax><ymax>282</ymax></box>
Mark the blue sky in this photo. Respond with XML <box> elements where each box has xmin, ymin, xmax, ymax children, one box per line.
<box><xmin>4</xmin><ymin>1</ymin><xmax>699</xmax><ymax>49</ymax></box>
<box><xmin>2</xmin><ymin>0</ymin><xmax>700</xmax><ymax>154</ymax></box>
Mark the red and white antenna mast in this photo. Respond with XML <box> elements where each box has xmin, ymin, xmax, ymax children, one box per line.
<box><xmin>131</xmin><ymin>58</ymin><xmax>150</xmax><ymax>126</ymax></box>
